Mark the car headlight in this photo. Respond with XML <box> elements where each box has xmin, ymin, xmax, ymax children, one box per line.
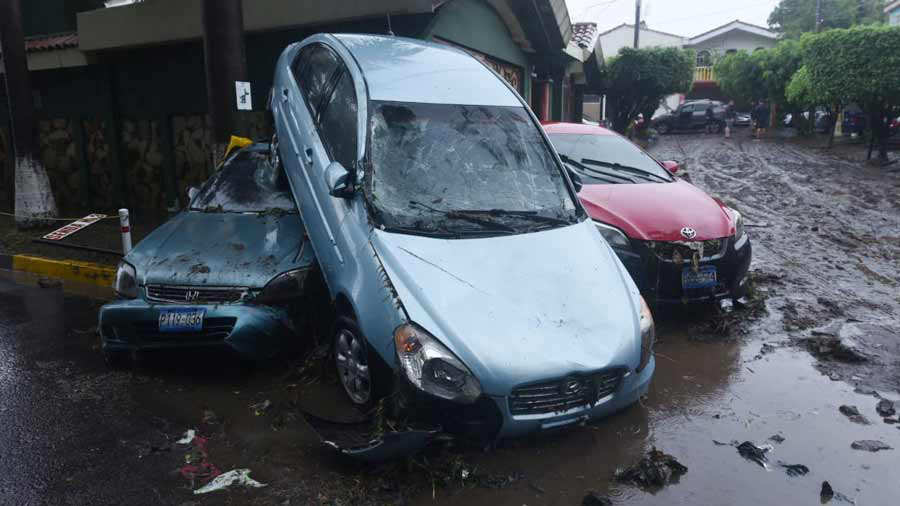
<box><xmin>255</xmin><ymin>268</ymin><xmax>310</xmax><ymax>304</ymax></box>
<box><xmin>729</xmin><ymin>208</ymin><xmax>744</xmax><ymax>240</ymax></box>
<box><xmin>394</xmin><ymin>323</ymin><xmax>482</xmax><ymax>404</ymax></box>
<box><xmin>114</xmin><ymin>261</ymin><xmax>138</xmax><ymax>299</ymax></box>
<box><xmin>594</xmin><ymin>221</ymin><xmax>631</xmax><ymax>249</ymax></box>
<box><xmin>638</xmin><ymin>296</ymin><xmax>655</xmax><ymax>372</ymax></box>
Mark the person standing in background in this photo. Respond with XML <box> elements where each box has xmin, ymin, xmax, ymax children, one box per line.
<box><xmin>725</xmin><ymin>100</ymin><xmax>736</xmax><ymax>139</ymax></box>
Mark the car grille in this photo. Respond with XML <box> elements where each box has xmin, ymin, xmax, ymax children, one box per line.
<box><xmin>146</xmin><ymin>285</ymin><xmax>247</xmax><ymax>304</ymax></box>
<box><xmin>508</xmin><ymin>370</ymin><xmax>623</xmax><ymax>417</ymax></box>
<box><xmin>650</xmin><ymin>239</ymin><xmax>727</xmax><ymax>263</ymax></box>
<box><xmin>131</xmin><ymin>317</ymin><xmax>237</xmax><ymax>344</ymax></box>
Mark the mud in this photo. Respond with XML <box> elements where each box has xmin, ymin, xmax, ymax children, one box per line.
<box><xmin>0</xmin><ymin>133</ymin><xmax>898</xmax><ymax>504</ymax></box>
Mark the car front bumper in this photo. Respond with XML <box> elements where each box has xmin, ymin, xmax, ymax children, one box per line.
<box><xmin>613</xmin><ymin>235</ymin><xmax>752</xmax><ymax>304</ymax></box>
<box><xmin>395</xmin><ymin>358</ymin><xmax>654</xmax><ymax>442</ymax></box>
<box><xmin>98</xmin><ymin>298</ymin><xmax>294</xmax><ymax>360</ymax></box>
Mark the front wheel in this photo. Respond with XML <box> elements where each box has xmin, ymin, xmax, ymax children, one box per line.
<box><xmin>333</xmin><ymin>315</ymin><xmax>389</xmax><ymax>410</ymax></box>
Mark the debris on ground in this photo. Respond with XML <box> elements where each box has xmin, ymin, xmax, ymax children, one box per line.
<box><xmin>179</xmin><ymin>433</ymin><xmax>221</xmax><ymax>489</ymax></box>
<box><xmin>768</xmin><ymin>434</ymin><xmax>786</xmax><ymax>444</ymax></box>
<box><xmin>614</xmin><ymin>447</ymin><xmax>687</xmax><ymax>490</ymax></box>
<box><xmin>202</xmin><ymin>409</ymin><xmax>219</xmax><ymax>425</ymax></box>
<box><xmin>193</xmin><ymin>468</ymin><xmax>267</xmax><ymax>495</ymax></box>
<box><xmin>883</xmin><ymin>417</ymin><xmax>898</xmax><ymax>424</ymax></box>
<box><xmin>582</xmin><ymin>492</ymin><xmax>613</xmax><ymax>506</ymax></box>
<box><xmin>736</xmin><ymin>441</ymin><xmax>772</xmax><ymax>468</ymax></box>
<box><xmin>850</xmin><ymin>440</ymin><xmax>892</xmax><ymax>452</ymax></box>
<box><xmin>777</xmin><ymin>462</ymin><xmax>809</xmax><ymax>477</ymax></box>
<box><xmin>838</xmin><ymin>405</ymin><xmax>871</xmax><ymax>425</ymax></box>
<box><xmin>875</xmin><ymin>399</ymin><xmax>895</xmax><ymax>417</ymax></box>
<box><xmin>820</xmin><ymin>480</ymin><xmax>854</xmax><ymax>503</ymax></box>
<box><xmin>854</xmin><ymin>386</ymin><xmax>880</xmax><ymax>397</ymax></box>
<box><xmin>37</xmin><ymin>277</ymin><xmax>63</xmax><ymax>289</ymax></box>
<box><xmin>797</xmin><ymin>334</ymin><xmax>868</xmax><ymax>363</ymax></box>
<box><xmin>250</xmin><ymin>400</ymin><xmax>272</xmax><ymax>416</ymax></box>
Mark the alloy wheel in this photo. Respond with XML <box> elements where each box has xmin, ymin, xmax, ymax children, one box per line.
<box><xmin>334</xmin><ymin>328</ymin><xmax>372</xmax><ymax>405</ymax></box>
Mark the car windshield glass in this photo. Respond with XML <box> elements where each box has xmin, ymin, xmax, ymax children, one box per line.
<box><xmin>367</xmin><ymin>101</ymin><xmax>579</xmax><ymax>235</ymax></box>
<box><xmin>190</xmin><ymin>149</ymin><xmax>297</xmax><ymax>213</ymax></box>
<box><xmin>548</xmin><ymin>133</ymin><xmax>673</xmax><ymax>183</ymax></box>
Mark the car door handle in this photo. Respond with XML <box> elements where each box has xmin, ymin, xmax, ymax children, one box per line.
<box><xmin>303</xmin><ymin>147</ymin><xmax>313</xmax><ymax>164</ymax></box>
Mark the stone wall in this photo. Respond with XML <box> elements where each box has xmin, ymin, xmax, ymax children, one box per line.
<box><xmin>38</xmin><ymin>118</ymin><xmax>81</xmax><ymax>212</ymax></box>
<box><xmin>122</xmin><ymin>118</ymin><xmax>164</xmax><ymax>211</ymax></box>
<box><xmin>172</xmin><ymin>114</ymin><xmax>212</xmax><ymax>207</ymax></box>
<box><xmin>83</xmin><ymin>118</ymin><xmax>115</xmax><ymax>211</ymax></box>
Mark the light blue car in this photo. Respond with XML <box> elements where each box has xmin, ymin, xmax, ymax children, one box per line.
<box><xmin>99</xmin><ymin>145</ymin><xmax>317</xmax><ymax>363</ymax></box>
<box><xmin>271</xmin><ymin>34</ymin><xmax>655</xmax><ymax>440</ymax></box>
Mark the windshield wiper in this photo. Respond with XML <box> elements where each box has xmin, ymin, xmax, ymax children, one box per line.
<box><xmin>408</xmin><ymin>201</ymin><xmax>517</xmax><ymax>234</ymax></box>
<box><xmin>580</xmin><ymin>158</ymin><xmax>670</xmax><ymax>183</ymax></box>
<box><xmin>451</xmin><ymin>208</ymin><xmax>574</xmax><ymax>227</ymax></box>
<box><xmin>559</xmin><ymin>154</ymin><xmax>636</xmax><ymax>184</ymax></box>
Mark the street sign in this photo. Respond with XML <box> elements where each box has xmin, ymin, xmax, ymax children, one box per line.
<box><xmin>236</xmin><ymin>81</ymin><xmax>252</xmax><ymax>111</ymax></box>
<box><xmin>42</xmin><ymin>214</ymin><xmax>107</xmax><ymax>241</ymax></box>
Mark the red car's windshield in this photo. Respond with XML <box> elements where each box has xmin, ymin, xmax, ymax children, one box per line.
<box><xmin>548</xmin><ymin>133</ymin><xmax>673</xmax><ymax>184</ymax></box>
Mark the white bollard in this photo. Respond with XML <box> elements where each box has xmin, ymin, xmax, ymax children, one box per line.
<box><xmin>118</xmin><ymin>208</ymin><xmax>132</xmax><ymax>254</ymax></box>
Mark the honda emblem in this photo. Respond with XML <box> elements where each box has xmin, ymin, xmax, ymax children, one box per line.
<box><xmin>185</xmin><ymin>290</ymin><xmax>200</xmax><ymax>302</ymax></box>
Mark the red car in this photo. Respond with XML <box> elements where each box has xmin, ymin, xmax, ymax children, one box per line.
<box><xmin>543</xmin><ymin>122</ymin><xmax>752</xmax><ymax>304</ymax></box>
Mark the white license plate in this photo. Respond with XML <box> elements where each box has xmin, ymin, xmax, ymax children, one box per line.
<box><xmin>158</xmin><ymin>308</ymin><xmax>205</xmax><ymax>333</ymax></box>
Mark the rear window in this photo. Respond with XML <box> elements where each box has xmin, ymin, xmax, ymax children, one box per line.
<box><xmin>190</xmin><ymin>149</ymin><xmax>297</xmax><ymax>213</ymax></box>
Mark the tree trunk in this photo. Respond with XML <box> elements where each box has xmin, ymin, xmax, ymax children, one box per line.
<box><xmin>826</xmin><ymin>105</ymin><xmax>839</xmax><ymax>149</ymax></box>
<box><xmin>202</xmin><ymin>0</ymin><xmax>247</xmax><ymax>167</ymax></box>
<box><xmin>0</xmin><ymin>0</ymin><xmax>58</xmax><ymax>227</ymax></box>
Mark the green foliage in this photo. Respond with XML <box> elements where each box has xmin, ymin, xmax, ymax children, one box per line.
<box><xmin>602</xmin><ymin>47</ymin><xmax>695</xmax><ymax>133</ymax></box>
<box><xmin>768</xmin><ymin>0</ymin><xmax>886</xmax><ymax>38</ymax></box>
<box><xmin>785</xmin><ymin>66</ymin><xmax>816</xmax><ymax>108</ymax></box>
<box><xmin>714</xmin><ymin>40</ymin><xmax>804</xmax><ymax>107</ymax></box>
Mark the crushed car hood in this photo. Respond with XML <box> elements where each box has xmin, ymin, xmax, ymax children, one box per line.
<box><xmin>128</xmin><ymin>212</ymin><xmax>310</xmax><ymax>288</ymax></box>
<box><xmin>579</xmin><ymin>181</ymin><xmax>734</xmax><ymax>241</ymax></box>
<box><xmin>371</xmin><ymin>220</ymin><xmax>642</xmax><ymax>396</ymax></box>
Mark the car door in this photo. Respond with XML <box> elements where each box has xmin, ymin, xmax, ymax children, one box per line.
<box><xmin>677</xmin><ymin>104</ymin><xmax>694</xmax><ymax>130</ymax></box>
<box><xmin>276</xmin><ymin>42</ymin><xmax>351</xmax><ymax>282</ymax></box>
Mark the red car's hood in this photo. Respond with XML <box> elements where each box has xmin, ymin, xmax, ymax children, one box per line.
<box><xmin>579</xmin><ymin>181</ymin><xmax>735</xmax><ymax>241</ymax></box>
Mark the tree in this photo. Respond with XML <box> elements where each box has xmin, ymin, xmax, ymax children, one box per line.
<box><xmin>714</xmin><ymin>51</ymin><xmax>766</xmax><ymax>108</ymax></box>
<box><xmin>768</xmin><ymin>0</ymin><xmax>885</xmax><ymax>38</ymax></box>
<box><xmin>602</xmin><ymin>47</ymin><xmax>694</xmax><ymax>134</ymax></box>
<box><xmin>801</xmin><ymin>26</ymin><xmax>900</xmax><ymax>161</ymax></box>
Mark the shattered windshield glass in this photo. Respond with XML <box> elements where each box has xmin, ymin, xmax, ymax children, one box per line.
<box><xmin>368</xmin><ymin>101</ymin><xmax>579</xmax><ymax>235</ymax></box>
<box><xmin>190</xmin><ymin>150</ymin><xmax>297</xmax><ymax>213</ymax></box>
<box><xmin>548</xmin><ymin>133</ymin><xmax>673</xmax><ymax>184</ymax></box>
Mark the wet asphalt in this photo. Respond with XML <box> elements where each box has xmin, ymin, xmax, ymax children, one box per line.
<box><xmin>0</xmin><ymin>131</ymin><xmax>898</xmax><ymax>505</ymax></box>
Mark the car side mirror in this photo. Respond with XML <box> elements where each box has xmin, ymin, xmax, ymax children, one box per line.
<box><xmin>566</xmin><ymin>166</ymin><xmax>583</xmax><ymax>193</ymax></box>
<box><xmin>661</xmin><ymin>160</ymin><xmax>680</xmax><ymax>174</ymax></box>
<box><xmin>187</xmin><ymin>186</ymin><xmax>199</xmax><ymax>202</ymax></box>
<box><xmin>324</xmin><ymin>161</ymin><xmax>353</xmax><ymax>198</ymax></box>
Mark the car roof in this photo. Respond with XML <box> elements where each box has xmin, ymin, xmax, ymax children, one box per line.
<box><xmin>332</xmin><ymin>34</ymin><xmax>521</xmax><ymax>107</ymax></box>
<box><xmin>542</xmin><ymin>122</ymin><xmax>616</xmax><ymax>136</ymax></box>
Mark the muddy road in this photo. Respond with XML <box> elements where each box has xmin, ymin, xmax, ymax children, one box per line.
<box><xmin>1</xmin><ymin>133</ymin><xmax>898</xmax><ymax>505</ymax></box>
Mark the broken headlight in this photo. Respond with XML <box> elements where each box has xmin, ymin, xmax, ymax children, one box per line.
<box><xmin>114</xmin><ymin>261</ymin><xmax>138</xmax><ymax>299</ymax></box>
<box><xmin>594</xmin><ymin>221</ymin><xmax>631</xmax><ymax>249</ymax></box>
<box><xmin>394</xmin><ymin>323</ymin><xmax>482</xmax><ymax>404</ymax></box>
<box><xmin>638</xmin><ymin>296</ymin><xmax>655</xmax><ymax>372</ymax></box>
<box><xmin>255</xmin><ymin>268</ymin><xmax>309</xmax><ymax>304</ymax></box>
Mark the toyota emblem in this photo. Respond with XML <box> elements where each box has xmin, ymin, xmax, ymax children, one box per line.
<box><xmin>680</xmin><ymin>227</ymin><xmax>697</xmax><ymax>240</ymax></box>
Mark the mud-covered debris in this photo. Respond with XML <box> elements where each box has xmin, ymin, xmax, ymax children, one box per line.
<box><xmin>759</xmin><ymin>343</ymin><xmax>776</xmax><ymax>355</ymax></box>
<box><xmin>875</xmin><ymin>399</ymin><xmax>895</xmax><ymax>417</ymax></box>
<box><xmin>250</xmin><ymin>400</ymin><xmax>272</xmax><ymax>416</ymax></box>
<box><xmin>582</xmin><ymin>492</ymin><xmax>613</xmax><ymax>506</ymax></box>
<box><xmin>853</xmin><ymin>386</ymin><xmax>880</xmax><ymax>397</ymax></box>
<box><xmin>37</xmin><ymin>277</ymin><xmax>62</xmax><ymax>288</ymax></box>
<box><xmin>176</xmin><ymin>429</ymin><xmax>197</xmax><ymax>445</ymax></box>
<box><xmin>883</xmin><ymin>417</ymin><xmax>898</xmax><ymax>424</ymax></box>
<box><xmin>838</xmin><ymin>405</ymin><xmax>871</xmax><ymax>425</ymax></box>
<box><xmin>189</xmin><ymin>263</ymin><xmax>211</xmax><ymax>274</ymax></box>
<box><xmin>202</xmin><ymin>409</ymin><xmax>219</xmax><ymax>425</ymax></box>
<box><xmin>736</xmin><ymin>441</ymin><xmax>771</xmax><ymax>468</ymax></box>
<box><xmin>615</xmin><ymin>447</ymin><xmax>687</xmax><ymax>490</ymax></box>
<box><xmin>193</xmin><ymin>468</ymin><xmax>267</xmax><ymax>495</ymax></box>
<box><xmin>768</xmin><ymin>434</ymin><xmax>786</xmax><ymax>444</ymax></box>
<box><xmin>797</xmin><ymin>335</ymin><xmax>867</xmax><ymax>363</ymax></box>
<box><xmin>850</xmin><ymin>440</ymin><xmax>892</xmax><ymax>452</ymax></box>
<box><xmin>778</xmin><ymin>462</ymin><xmax>809</xmax><ymax>477</ymax></box>
<box><xmin>820</xmin><ymin>480</ymin><xmax>854</xmax><ymax>503</ymax></box>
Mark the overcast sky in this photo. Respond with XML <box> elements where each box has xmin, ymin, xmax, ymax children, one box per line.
<box><xmin>565</xmin><ymin>0</ymin><xmax>782</xmax><ymax>37</ymax></box>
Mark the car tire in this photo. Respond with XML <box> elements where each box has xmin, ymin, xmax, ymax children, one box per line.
<box><xmin>333</xmin><ymin>314</ymin><xmax>390</xmax><ymax>410</ymax></box>
<box><xmin>656</xmin><ymin>122</ymin><xmax>670</xmax><ymax>135</ymax></box>
<box><xmin>103</xmin><ymin>349</ymin><xmax>131</xmax><ymax>370</ymax></box>
<box><xmin>712</xmin><ymin>121</ymin><xmax>723</xmax><ymax>134</ymax></box>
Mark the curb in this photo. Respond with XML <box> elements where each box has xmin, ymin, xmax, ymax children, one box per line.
<box><xmin>0</xmin><ymin>253</ymin><xmax>115</xmax><ymax>287</ymax></box>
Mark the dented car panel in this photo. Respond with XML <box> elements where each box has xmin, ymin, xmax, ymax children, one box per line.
<box><xmin>272</xmin><ymin>34</ymin><xmax>653</xmax><ymax>442</ymax></box>
<box><xmin>98</xmin><ymin>145</ymin><xmax>317</xmax><ymax>359</ymax></box>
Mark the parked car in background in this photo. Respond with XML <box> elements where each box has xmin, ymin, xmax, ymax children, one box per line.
<box><xmin>891</xmin><ymin>116</ymin><xmax>900</xmax><ymax>137</ymax></box>
<box><xmin>99</xmin><ymin>144</ymin><xmax>318</xmax><ymax>364</ymax></box>
<box><xmin>544</xmin><ymin>122</ymin><xmax>752</xmax><ymax>305</ymax></box>
<box><xmin>271</xmin><ymin>34</ymin><xmax>654</xmax><ymax>443</ymax></box>
<box><xmin>734</xmin><ymin>112</ymin><xmax>751</xmax><ymax>127</ymax></box>
<box><xmin>784</xmin><ymin>108</ymin><xmax>833</xmax><ymax>133</ymax></box>
<box><xmin>652</xmin><ymin>99</ymin><xmax>725</xmax><ymax>134</ymax></box>
<box><xmin>842</xmin><ymin>110</ymin><xmax>867</xmax><ymax>135</ymax></box>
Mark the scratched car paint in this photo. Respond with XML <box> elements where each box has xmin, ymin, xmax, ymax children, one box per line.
<box><xmin>98</xmin><ymin>145</ymin><xmax>318</xmax><ymax>361</ymax></box>
<box><xmin>270</xmin><ymin>34</ymin><xmax>656</xmax><ymax>451</ymax></box>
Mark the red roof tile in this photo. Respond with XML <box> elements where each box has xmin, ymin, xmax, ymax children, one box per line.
<box><xmin>24</xmin><ymin>32</ymin><xmax>79</xmax><ymax>53</ymax></box>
